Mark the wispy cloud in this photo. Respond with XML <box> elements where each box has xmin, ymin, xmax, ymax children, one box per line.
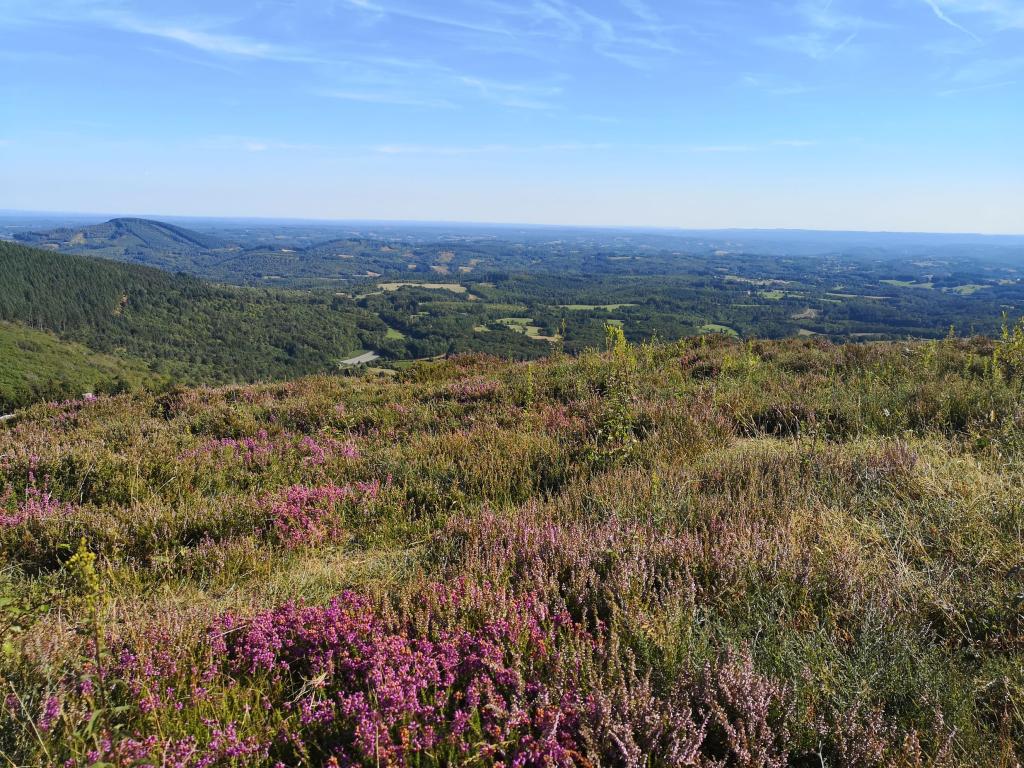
<box><xmin>760</xmin><ymin>1</ymin><xmax>877</xmax><ymax>60</ymax></box>
<box><xmin>939</xmin><ymin>79</ymin><xmax>1016</xmax><ymax>95</ymax></box>
<box><xmin>936</xmin><ymin>53</ymin><xmax>1024</xmax><ymax>94</ymax></box>
<box><xmin>196</xmin><ymin>136</ymin><xmax>326</xmax><ymax>153</ymax></box>
<box><xmin>760</xmin><ymin>32</ymin><xmax>856</xmax><ymax>60</ymax></box>
<box><xmin>319</xmin><ymin>89</ymin><xmax>455</xmax><ymax>108</ymax></box>
<box><xmin>458</xmin><ymin>76</ymin><xmax>563</xmax><ymax>110</ymax></box>
<box><xmin>99</xmin><ymin>12</ymin><xmax>314</xmax><ymax>61</ymax></box>
<box><xmin>685</xmin><ymin>144</ymin><xmax>757</xmax><ymax>153</ymax></box>
<box><xmin>950</xmin><ymin>54</ymin><xmax>1024</xmax><ymax>82</ymax></box>
<box><xmin>340</xmin><ymin>0</ymin><xmax>512</xmax><ymax>37</ymax></box>
<box><xmin>342</xmin><ymin>0</ymin><xmax>683</xmax><ymax>70</ymax></box>
<box><xmin>931</xmin><ymin>0</ymin><xmax>1024</xmax><ymax>31</ymax></box>
<box><xmin>740</xmin><ymin>74</ymin><xmax>818</xmax><ymax>96</ymax></box>
<box><xmin>373</xmin><ymin>142</ymin><xmax>610</xmax><ymax>155</ymax></box>
<box><xmin>619</xmin><ymin>0</ymin><xmax>659</xmax><ymax>24</ymax></box>
<box><xmin>922</xmin><ymin>0</ymin><xmax>981</xmax><ymax>40</ymax></box>
<box><xmin>657</xmin><ymin>140</ymin><xmax>819</xmax><ymax>154</ymax></box>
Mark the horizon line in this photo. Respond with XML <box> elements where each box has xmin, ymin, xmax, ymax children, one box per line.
<box><xmin>1</xmin><ymin>208</ymin><xmax>1023</xmax><ymax>240</ymax></box>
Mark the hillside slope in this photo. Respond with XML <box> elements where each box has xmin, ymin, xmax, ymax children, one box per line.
<box><xmin>0</xmin><ymin>241</ymin><xmax>387</xmax><ymax>384</ymax></box>
<box><xmin>3</xmin><ymin>334</ymin><xmax>1024</xmax><ymax>764</ymax></box>
<box><xmin>0</xmin><ymin>322</ymin><xmax>163</xmax><ymax>412</ymax></box>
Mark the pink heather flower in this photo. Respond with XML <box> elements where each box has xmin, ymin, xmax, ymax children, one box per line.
<box><xmin>4</xmin><ymin>693</ymin><xmax>21</xmax><ymax>715</ymax></box>
<box><xmin>180</xmin><ymin>430</ymin><xmax>358</xmax><ymax>467</ymax></box>
<box><xmin>202</xmin><ymin>588</ymin><xmax>584</xmax><ymax>764</ymax></box>
<box><xmin>266</xmin><ymin>482</ymin><xmax>382</xmax><ymax>546</ymax></box>
<box><xmin>37</xmin><ymin>696</ymin><xmax>61</xmax><ymax>733</ymax></box>
<box><xmin>0</xmin><ymin>478</ymin><xmax>73</xmax><ymax>528</ymax></box>
<box><xmin>447</xmin><ymin>377</ymin><xmax>502</xmax><ymax>403</ymax></box>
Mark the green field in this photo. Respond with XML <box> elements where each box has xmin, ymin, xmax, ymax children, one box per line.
<box><xmin>379</xmin><ymin>282</ymin><xmax>468</xmax><ymax>294</ymax></box>
<box><xmin>559</xmin><ymin>303</ymin><xmax>638</xmax><ymax>311</ymax></box>
<box><xmin>948</xmin><ymin>284</ymin><xmax>991</xmax><ymax>295</ymax></box>
<box><xmin>700</xmin><ymin>323</ymin><xmax>740</xmax><ymax>337</ymax></box>
<box><xmin>881</xmin><ymin>279</ymin><xmax>935</xmax><ymax>289</ymax></box>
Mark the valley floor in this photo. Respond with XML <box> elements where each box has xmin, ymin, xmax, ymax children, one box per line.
<box><xmin>2</xmin><ymin>333</ymin><xmax>1024</xmax><ymax>766</ymax></box>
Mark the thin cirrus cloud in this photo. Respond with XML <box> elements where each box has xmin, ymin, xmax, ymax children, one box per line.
<box><xmin>340</xmin><ymin>0</ymin><xmax>514</xmax><ymax>37</ymax></box>
<box><xmin>318</xmin><ymin>89</ymin><xmax>457</xmax><ymax>108</ymax></box>
<box><xmin>925</xmin><ymin>0</ymin><xmax>1024</xmax><ymax>31</ymax></box>
<box><xmin>343</xmin><ymin>0</ymin><xmax>682</xmax><ymax>70</ymax></box>
<box><xmin>458</xmin><ymin>76</ymin><xmax>564</xmax><ymax>110</ymax></box>
<box><xmin>922</xmin><ymin>0</ymin><xmax>981</xmax><ymax>40</ymax></box>
<box><xmin>681</xmin><ymin>141</ymin><xmax>817</xmax><ymax>153</ymax></box>
<box><xmin>88</xmin><ymin>9</ymin><xmax>319</xmax><ymax>62</ymax></box>
<box><xmin>372</xmin><ymin>142</ymin><xmax>610</xmax><ymax>156</ymax></box>
<box><xmin>758</xmin><ymin>1</ymin><xmax>875</xmax><ymax>60</ymax></box>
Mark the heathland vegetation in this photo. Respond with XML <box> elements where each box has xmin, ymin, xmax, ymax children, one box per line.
<box><xmin>3</xmin><ymin>327</ymin><xmax>1024</xmax><ymax>765</ymax></box>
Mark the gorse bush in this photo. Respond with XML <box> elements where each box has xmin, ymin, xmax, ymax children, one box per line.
<box><xmin>2</xmin><ymin>334</ymin><xmax>1024</xmax><ymax>765</ymax></box>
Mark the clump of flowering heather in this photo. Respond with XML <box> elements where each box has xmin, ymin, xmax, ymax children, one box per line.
<box><xmin>210</xmin><ymin>589</ymin><xmax>584</xmax><ymax>766</ymax></box>
<box><xmin>264</xmin><ymin>480</ymin><xmax>385</xmax><ymax>546</ymax></box>
<box><xmin>0</xmin><ymin>472</ymin><xmax>73</xmax><ymax>527</ymax></box>
<box><xmin>48</xmin><ymin>586</ymin><xmax>589</xmax><ymax>767</ymax></box>
<box><xmin>35</xmin><ymin>581</ymin><xmax>811</xmax><ymax>768</ymax></box>
<box><xmin>446</xmin><ymin>377</ymin><xmax>503</xmax><ymax>403</ymax></box>
<box><xmin>691</xmin><ymin>650</ymin><xmax>793</xmax><ymax>768</ymax></box>
<box><xmin>181</xmin><ymin>429</ymin><xmax>359</xmax><ymax>467</ymax></box>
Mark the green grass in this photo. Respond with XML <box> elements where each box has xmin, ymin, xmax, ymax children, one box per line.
<box><xmin>881</xmin><ymin>279</ymin><xmax>935</xmax><ymax>289</ymax></box>
<box><xmin>700</xmin><ymin>323</ymin><xmax>739</xmax><ymax>337</ymax></box>
<box><xmin>378</xmin><ymin>282</ymin><xmax>467</xmax><ymax>294</ymax></box>
<box><xmin>0</xmin><ymin>321</ymin><xmax>164</xmax><ymax>411</ymax></box>
<box><xmin>385</xmin><ymin>327</ymin><xmax>406</xmax><ymax>340</ymax></box>
<box><xmin>826</xmin><ymin>292</ymin><xmax>893</xmax><ymax>300</ymax></box>
<box><xmin>558</xmin><ymin>303</ymin><xmax>638</xmax><ymax>311</ymax></box>
<box><xmin>497</xmin><ymin>317</ymin><xmax>559</xmax><ymax>341</ymax></box>
<box><xmin>948</xmin><ymin>284</ymin><xmax>990</xmax><ymax>295</ymax></box>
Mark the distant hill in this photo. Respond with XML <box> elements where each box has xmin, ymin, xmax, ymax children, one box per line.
<box><xmin>13</xmin><ymin>217</ymin><xmax>231</xmax><ymax>273</ymax></box>
<box><xmin>0</xmin><ymin>321</ymin><xmax>164</xmax><ymax>412</ymax></box>
<box><xmin>0</xmin><ymin>241</ymin><xmax>389</xmax><ymax>388</ymax></box>
<box><xmin>10</xmin><ymin>217</ymin><xmax>419</xmax><ymax>284</ymax></box>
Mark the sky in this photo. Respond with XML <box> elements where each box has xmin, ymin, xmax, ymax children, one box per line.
<box><xmin>0</xmin><ymin>0</ymin><xmax>1022</xmax><ymax>233</ymax></box>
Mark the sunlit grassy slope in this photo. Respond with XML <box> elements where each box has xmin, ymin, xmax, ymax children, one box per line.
<box><xmin>3</xmin><ymin>331</ymin><xmax>1024</xmax><ymax>765</ymax></box>
<box><xmin>0</xmin><ymin>321</ymin><xmax>163</xmax><ymax>412</ymax></box>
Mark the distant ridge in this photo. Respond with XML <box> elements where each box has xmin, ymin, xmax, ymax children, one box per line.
<box><xmin>16</xmin><ymin>216</ymin><xmax>226</xmax><ymax>251</ymax></box>
<box><xmin>14</xmin><ymin>217</ymin><xmax>230</xmax><ymax>271</ymax></box>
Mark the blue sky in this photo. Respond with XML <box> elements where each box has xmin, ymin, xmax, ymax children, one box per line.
<box><xmin>1</xmin><ymin>0</ymin><xmax>1022</xmax><ymax>232</ymax></box>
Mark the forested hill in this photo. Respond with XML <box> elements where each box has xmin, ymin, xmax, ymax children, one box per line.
<box><xmin>0</xmin><ymin>241</ymin><xmax>387</xmax><ymax>384</ymax></box>
<box><xmin>13</xmin><ymin>217</ymin><xmax>227</xmax><ymax>272</ymax></box>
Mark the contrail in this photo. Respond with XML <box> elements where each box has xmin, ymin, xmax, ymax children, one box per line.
<box><xmin>923</xmin><ymin>0</ymin><xmax>981</xmax><ymax>41</ymax></box>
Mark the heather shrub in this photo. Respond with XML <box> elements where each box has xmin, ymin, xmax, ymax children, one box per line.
<box><xmin>4</xmin><ymin>338</ymin><xmax>1024</xmax><ymax>765</ymax></box>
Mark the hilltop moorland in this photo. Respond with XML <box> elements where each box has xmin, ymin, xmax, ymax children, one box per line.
<box><xmin>3</xmin><ymin>329</ymin><xmax>1024</xmax><ymax>765</ymax></box>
